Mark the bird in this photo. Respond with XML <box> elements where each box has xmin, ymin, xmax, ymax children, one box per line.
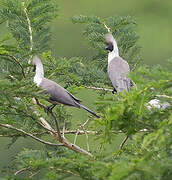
<box><xmin>33</xmin><ymin>56</ymin><xmax>99</xmax><ymax>118</ymax></box>
<box><xmin>105</xmin><ymin>33</ymin><xmax>131</xmax><ymax>93</ymax></box>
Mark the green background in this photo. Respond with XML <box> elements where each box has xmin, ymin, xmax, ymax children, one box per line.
<box><xmin>51</xmin><ymin>0</ymin><xmax>172</xmax><ymax>66</ymax></box>
<box><xmin>0</xmin><ymin>0</ymin><xmax>172</xmax><ymax>177</ymax></box>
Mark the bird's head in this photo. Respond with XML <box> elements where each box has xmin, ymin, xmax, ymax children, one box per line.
<box><xmin>33</xmin><ymin>56</ymin><xmax>43</xmax><ymax>72</ymax></box>
<box><xmin>105</xmin><ymin>33</ymin><xmax>115</xmax><ymax>52</ymax></box>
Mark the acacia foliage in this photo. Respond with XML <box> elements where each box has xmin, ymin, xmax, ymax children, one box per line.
<box><xmin>0</xmin><ymin>0</ymin><xmax>171</xmax><ymax>179</ymax></box>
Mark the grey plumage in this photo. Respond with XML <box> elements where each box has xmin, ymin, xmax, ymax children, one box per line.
<box><xmin>40</xmin><ymin>78</ymin><xmax>81</xmax><ymax>107</ymax></box>
<box><xmin>105</xmin><ymin>33</ymin><xmax>131</xmax><ymax>92</ymax></box>
<box><xmin>33</xmin><ymin>56</ymin><xmax>99</xmax><ymax>118</ymax></box>
<box><xmin>108</xmin><ymin>56</ymin><xmax>131</xmax><ymax>92</ymax></box>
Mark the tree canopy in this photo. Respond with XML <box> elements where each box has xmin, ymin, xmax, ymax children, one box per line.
<box><xmin>0</xmin><ymin>0</ymin><xmax>171</xmax><ymax>179</ymax></box>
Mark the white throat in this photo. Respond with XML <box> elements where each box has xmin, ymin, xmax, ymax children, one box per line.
<box><xmin>34</xmin><ymin>64</ymin><xmax>44</xmax><ymax>86</ymax></box>
<box><xmin>108</xmin><ymin>39</ymin><xmax>119</xmax><ymax>64</ymax></box>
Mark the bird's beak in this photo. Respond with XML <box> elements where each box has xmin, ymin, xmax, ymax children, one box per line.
<box><xmin>105</xmin><ymin>45</ymin><xmax>109</xmax><ymax>50</ymax></box>
<box><xmin>33</xmin><ymin>65</ymin><xmax>36</xmax><ymax>72</ymax></box>
<box><xmin>105</xmin><ymin>43</ymin><xmax>113</xmax><ymax>52</ymax></box>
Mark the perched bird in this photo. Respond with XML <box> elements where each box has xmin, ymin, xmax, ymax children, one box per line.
<box><xmin>105</xmin><ymin>33</ymin><xmax>131</xmax><ymax>93</ymax></box>
<box><xmin>33</xmin><ymin>56</ymin><xmax>99</xmax><ymax>118</ymax></box>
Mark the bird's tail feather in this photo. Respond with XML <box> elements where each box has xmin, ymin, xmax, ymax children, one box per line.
<box><xmin>79</xmin><ymin>104</ymin><xmax>100</xmax><ymax>118</ymax></box>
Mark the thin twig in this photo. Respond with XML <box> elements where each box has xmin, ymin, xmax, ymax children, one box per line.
<box><xmin>81</xmin><ymin>118</ymin><xmax>90</xmax><ymax>127</ymax></box>
<box><xmin>119</xmin><ymin>136</ymin><xmax>129</xmax><ymax>149</ymax></box>
<box><xmin>0</xmin><ymin>129</ymin><xmax>149</xmax><ymax>138</ymax></box>
<box><xmin>29</xmin><ymin>170</ymin><xmax>40</xmax><ymax>179</ymax></box>
<box><xmin>74</xmin><ymin>129</ymin><xmax>80</xmax><ymax>145</ymax></box>
<box><xmin>23</xmin><ymin>2</ymin><xmax>33</xmax><ymax>72</ymax></box>
<box><xmin>50</xmin><ymin>111</ymin><xmax>62</xmax><ymax>141</ymax></box>
<box><xmin>35</xmin><ymin>98</ymin><xmax>48</xmax><ymax>110</ymax></box>
<box><xmin>156</xmin><ymin>95</ymin><xmax>172</xmax><ymax>99</ymax></box>
<box><xmin>23</xmin><ymin>4</ymin><xmax>33</xmax><ymax>52</ymax></box>
<box><xmin>80</xmin><ymin>119</ymin><xmax>90</xmax><ymax>152</ymax></box>
<box><xmin>85</xmin><ymin>86</ymin><xmax>113</xmax><ymax>92</ymax></box>
<box><xmin>62</xmin><ymin>119</ymin><xmax>65</xmax><ymax>138</ymax></box>
<box><xmin>103</xmin><ymin>23</ymin><xmax>111</xmax><ymax>33</ymax></box>
<box><xmin>81</xmin><ymin>126</ymin><xmax>90</xmax><ymax>152</ymax></box>
<box><xmin>32</xmin><ymin>98</ymin><xmax>60</xmax><ymax>141</ymax></box>
<box><xmin>32</xmin><ymin>98</ymin><xmax>93</xmax><ymax>157</ymax></box>
<box><xmin>15</xmin><ymin>168</ymin><xmax>29</xmax><ymax>175</ymax></box>
<box><xmin>0</xmin><ymin>123</ymin><xmax>63</xmax><ymax>147</ymax></box>
<box><xmin>3</xmin><ymin>55</ymin><xmax>26</xmax><ymax>78</ymax></box>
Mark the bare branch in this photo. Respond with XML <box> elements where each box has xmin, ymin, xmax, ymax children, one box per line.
<box><xmin>0</xmin><ymin>129</ymin><xmax>149</xmax><ymax>138</ymax></box>
<box><xmin>23</xmin><ymin>2</ymin><xmax>33</xmax><ymax>73</ymax></box>
<box><xmin>32</xmin><ymin>98</ymin><xmax>93</xmax><ymax>157</ymax></box>
<box><xmin>156</xmin><ymin>95</ymin><xmax>172</xmax><ymax>99</ymax></box>
<box><xmin>85</xmin><ymin>86</ymin><xmax>113</xmax><ymax>92</ymax></box>
<box><xmin>62</xmin><ymin>119</ymin><xmax>65</xmax><ymax>138</ymax></box>
<box><xmin>103</xmin><ymin>23</ymin><xmax>111</xmax><ymax>33</ymax></box>
<box><xmin>74</xmin><ymin>129</ymin><xmax>80</xmax><ymax>145</ymax></box>
<box><xmin>62</xmin><ymin>137</ymin><xmax>93</xmax><ymax>157</ymax></box>
<box><xmin>29</xmin><ymin>170</ymin><xmax>40</xmax><ymax>179</ymax></box>
<box><xmin>63</xmin><ymin>130</ymin><xmax>98</xmax><ymax>135</ymax></box>
<box><xmin>15</xmin><ymin>168</ymin><xmax>29</xmax><ymax>175</ymax></box>
<box><xmin>23</xmin><ymin>4</ymin><xmax>33</xmax><ymax>53</ymax></box>
<box><xmin>32</xmin><ymin>98</ymin><xmax>60</xmax><ymax>141</ymax></box>
<box><xmin>0</xmin><ymin>123</ymin><xmax>63</xmax><ymax>147</ymax></box>
<box><xmin>119</xmin><ymin>136</ymin><xmax>129</xmax><ymax>149</ymax></box>
<box><xmin>34</xmin><ymin>98</ymin><xmax>62</xmax><ymax>140</ymax></box>
<box><xmin>50</xmin><ymin>111</ymin><xmax>63</xmax><ymax>141</ymax></box>
<box><xmin>81</xmin><ymin>126</ymin><xmax>90</xmax><ymax>152</ymax></box>
<box><xmin>2</xmin><ymin>55</ymin><xmax>26</xmax><ymax>78</ymax></box>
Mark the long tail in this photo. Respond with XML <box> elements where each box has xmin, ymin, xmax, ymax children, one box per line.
<box><xmin>79</xmin><ymin>104</ymin><xmax>100</xmax><ymax>118</ymax></box>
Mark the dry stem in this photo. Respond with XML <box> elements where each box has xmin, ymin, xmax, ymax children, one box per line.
<box><xmin>119</xmin><ymin>136</ymin><xmax>129</xmax><ymax>149</ymax></box>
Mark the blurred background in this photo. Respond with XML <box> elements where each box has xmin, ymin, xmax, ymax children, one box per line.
<box><xmin>51</xmin><ymin>0</ymin><xmax>172</xmax><ymax>66</ymax></box>
<box><xmin>0</xmin><ymin>0</ymin><xmax>172</xmax><ymax>177</ymax></box>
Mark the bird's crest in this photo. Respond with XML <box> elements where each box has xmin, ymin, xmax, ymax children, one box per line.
<box><xmin>105</xmin><ymin>33</ymin><xmax>115</xmax><ymax>43</ymax></box>
<box><xmin>33</xmin><ymin>56</ymin><xmax>42</xmax><ymax>65</ymax></box>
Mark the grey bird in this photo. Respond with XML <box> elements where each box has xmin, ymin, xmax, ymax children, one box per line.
<box><xmin>33</xmin><ymin>56</ymin><xmax>99</xmax><ymax>118</ymax></box>
<box><xmin>105</xmin><ymin>33</ymin><xmax>131</xmax><ymax>93</ymax></box>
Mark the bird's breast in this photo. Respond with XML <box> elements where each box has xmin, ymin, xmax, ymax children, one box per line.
<box><xmin>34</xmin><ymin>76</ymin><xmax>43</xmax><ymax>87</ymax></box>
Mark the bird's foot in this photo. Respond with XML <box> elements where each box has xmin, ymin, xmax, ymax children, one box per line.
<box><xmin>44</xmin><ymin>104</ymin><xmax>56</xmax><ymax>114</ymax></box>
<box><xmin>112</xmin><ymin>88</ymin><xmax>117</xmax><ymax>94</ymax></box>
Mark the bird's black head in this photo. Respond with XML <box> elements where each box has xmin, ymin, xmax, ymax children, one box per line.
<box><xmin>105</xmin><ymin>42</ymin><xmax>113</xmax><ymax>52</ymax></box>
<box><xmin>33</xmin><ymin>65</ymin><xmax>36</xmax><ymax>72</ymax></box>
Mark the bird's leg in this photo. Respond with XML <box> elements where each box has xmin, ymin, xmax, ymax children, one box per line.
<box><xmin>112</xmin><ymin>88</ymin><xmax>117</xmax><ymax>94</ymax></box>
<box><xmin>47</xmin><ymin>104</ymin><xmax>56</xmax><ymax>113</ymax></box>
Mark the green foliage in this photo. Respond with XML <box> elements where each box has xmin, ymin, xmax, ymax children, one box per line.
<box><xmin>97</xmin><ymin>64</ymin><xmax>172</xmax><ymax>141</ymax></box>
<box><xmin>0</xmin><ymin>0</ymin><xmax>57</xmax><ymax>53</ymax></box>
<box><xmin>0</xmin><ymin>1</ymin><xmax>171</xmax><ymax>180</ymax></box>
<box><xmin>72</xmin><ymin>15</ymin><xmax>142</xmax><ymax>71</ymax></box>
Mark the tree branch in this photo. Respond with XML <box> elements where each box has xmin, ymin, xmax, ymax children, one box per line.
<box><xmin>2</xmin><ymin>55</ymin><xmax>26</xmax><ymax>78</ymax></box>
<box><xmin>103</xmin><ymin>23</ymin><xmax>111</xmax><ymax>33</ymax></box>
<box><xmin>156</xmin><ymin>95</ymin><xmax>172</xmax><ymax>99</ymax></box>
<box><xmin>119</xmin><ymin>136</ymin><xmax>129</xmax><ymax>149</ymax></box>
<box><xmin>23</xmin><ymin>3</ymin><xmax>33</xmax><ymax>53</ymax></box>
<box><xmin>0</xmin><ymin>123</ymin><xmax>63</xmax><ymax>147</ymax></box>
<box><xmin>14</xmin><ymin>168</ymin><xmax>30</xmax><ymax>175</ymax></box>
<box><xmin>50</xmin><ymin>111</ymin><xmax>63</xmax><ymax>141</ymax></box>
<box><xmin>32</xmin><ymin>98</ymin><xmax>93</xmax><ymax>157</ymax></box>
<box><xmin>23</xmin><ymin>2</ymin><xmax>33</xmax><ymax>73</ymax></box>
<box><xmin>85</xmin><ymin>86</ymin><xmax>113</xmax><ymax>92</ymax></box>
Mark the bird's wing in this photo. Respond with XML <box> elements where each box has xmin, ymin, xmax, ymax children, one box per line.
<box><xmin>40</xmin><ymin>78</ymin><xmax>99</xmax><ymax>118</ymax></box>
<box><xmin>40</xmin><ymin>78</ymin><xmax>80</xmax><ymax>107</ymax></box>
<box><xmin>108</xmin><ymin>57</ymin><xmax>130</xmax><ymax>92</ymax></box>
<box><xmin>66</xmin><ymin>91</ymin><xmax>82</xmax><ymax>103</ymax></box>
